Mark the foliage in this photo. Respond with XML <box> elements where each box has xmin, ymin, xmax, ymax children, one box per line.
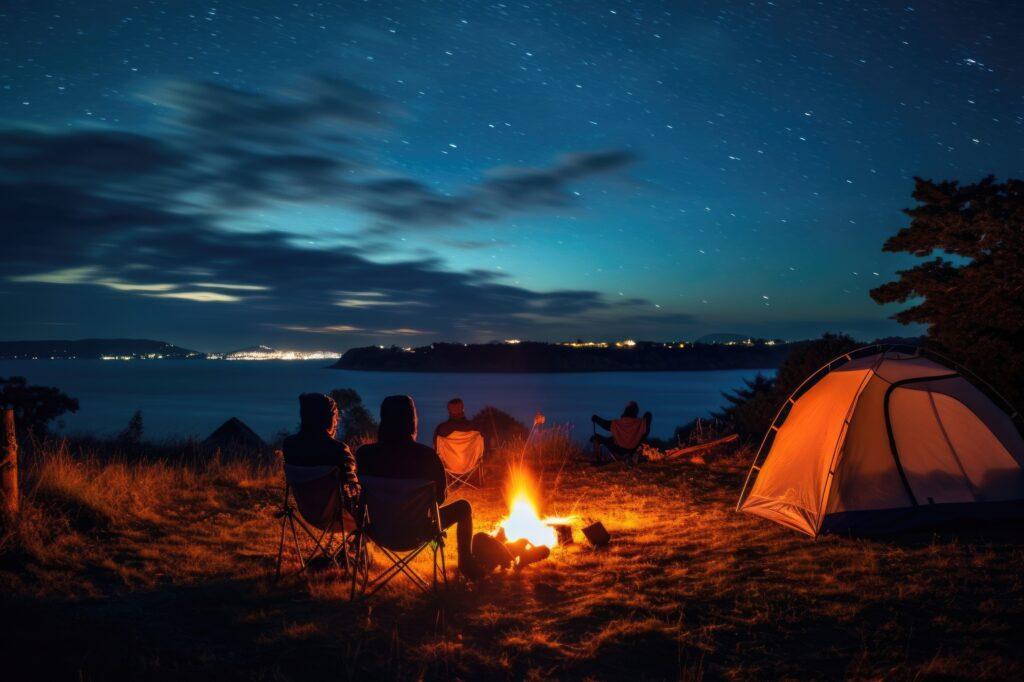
<box><xmin>870</xmin><ymin>176</ymin><xmax>1024</xmax><ymax>408</ymax></box>
<box><xmin>327</xmin><ymin>388</ymin><xmax>378</xmax><ymax>445</ymax></box>
<box><xmin>0</xmin><ymin>376</ymin><xmax>79</xmax><ymax>438</ymax></box>
<box><xmin>716</xmin><ymin>333</ymin><xmax>861</xmax><ymax>440</ymax></box>
<box><xmin>471</xmin><ymin>406</ymin><xmax>528</xmax><ymax>447</ymax></box>
<box><xmin>117</xmin><ymin>410</ymin><xmax>145</xmax><ymax>445</ymax></box>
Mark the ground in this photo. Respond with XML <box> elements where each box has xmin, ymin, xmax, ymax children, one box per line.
<box><xmin>2</xmin><ymin>437</ymin><xmax>1023</xmax><ymax>680</ymax></box>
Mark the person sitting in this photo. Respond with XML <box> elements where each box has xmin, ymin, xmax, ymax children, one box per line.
<box><xmin>281</xmin><ymin>393</ymin><xmax>357</xmax><ymax>484</ymax></box>
<box><xmin>356</xmin><ymin>395</ymin><xmax>483</xmax><ymax>580</ymax></box>
<box><xmin>433</xmin><ymin>397</ymin><xmax>477</xmax><ymax>440</ymax></box>
<box><xmin>590</xmin><ymin>401</ymin><xmax>653</xmax><ymax>463</ymax></box>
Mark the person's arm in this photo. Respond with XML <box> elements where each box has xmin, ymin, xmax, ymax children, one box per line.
<box><xmin>642</xmin><ymin>411</ymin><xmax>653</xmax><ymax>440</ymax></box>
<box><xmin>591</xmin><ymin>414</ymin><xmax>612</xmax><ymax>431</ymax></box>
<box><xmin>340</xmin><ymin>443</ymin><xmax>358</xmax><ymax>485</ymax></box>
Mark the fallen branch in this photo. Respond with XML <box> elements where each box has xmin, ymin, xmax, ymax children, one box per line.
<box><xmin>663</xmin><ymin>433</ymin><xmax>739</xmax><ymax>460</ymax></box>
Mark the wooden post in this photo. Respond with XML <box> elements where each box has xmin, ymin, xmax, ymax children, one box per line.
<box><xmin>1</xmin><ymin>409</ymin><xmax>17</xmax><ymax>517</ymax></box>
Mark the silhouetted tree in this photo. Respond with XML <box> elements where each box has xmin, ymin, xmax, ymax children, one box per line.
<box><xmin>118</xmin><ymin>410</ymin><xmax>144</xmax><ymax>445</ymax></box>
<box><xmin>870</xmin><ymin>176</ymin><xmax>1024</xmax><ymax>407</ymax></box>
<box><xmin>0</xmin><ymin>376</ymin><xmax>79</xmax><ymax>438</ymax></box>
<box><xmin>328</xmin><ymin>388</ymin><xmax>378</xmax><ymax>444</ymax></box>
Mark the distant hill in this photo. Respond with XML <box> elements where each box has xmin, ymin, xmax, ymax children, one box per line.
<box><xmin>0</xmin><ymin>338</ymin><xmax>203</xmax><ymax>360</ymax></box>
<box><xmin>333</xmin><ymin>341</ymin><xmax>793</xmax><ymax>373</ymax></box>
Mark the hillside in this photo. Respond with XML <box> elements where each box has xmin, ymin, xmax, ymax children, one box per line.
<box><xmin>0</xmin><ymin>338</ymin><xmax>203</xmax><ymax>360</ymax></box>
<box><xmin>333</xmin><ymin>341</ymin><xmax>792</xmax><ymax>373</ymax></box>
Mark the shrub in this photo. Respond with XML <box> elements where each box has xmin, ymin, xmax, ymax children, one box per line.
<box><xmin>0</xmin><ymin>376</ymin><xmax>79</xmax><ymax>438</ymax></box>
<box><xmin>472</xmin><ymin>406</ymin><xmax>527</xmax><ymax>447</ymax></box>
<box><xmin>328</xmin><ymin>388</ymin><xmax>378</xmax><ymax>445</ymax></box>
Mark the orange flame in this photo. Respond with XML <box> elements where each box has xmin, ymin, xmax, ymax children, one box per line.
<box><xmin>497</xmin><ymin>465</ymin><xmax>570</xmax><ymax>547</ymax></box>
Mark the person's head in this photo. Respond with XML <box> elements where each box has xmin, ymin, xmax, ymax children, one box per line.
<box><xmin>299</xmin><ymin>393</ymin><xmax>339</xmax><ymax>437</ymax></box>
<box><xmin>378</xmin><ymin>394</ymin><xmax>418</xmax><ymax>443</ymax></box>
<box><xmin>447</xmin><ymin>397</ymin><xmax>465</xmax><ymax>419</ymax></box>
<box><xmin>622</xmin><ymin>400</ymin><xmax>640</xmax><ymax>418</ymax></box>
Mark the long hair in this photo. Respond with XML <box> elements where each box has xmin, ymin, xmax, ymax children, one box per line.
<box><xmin>377</xmin><ymin>394</ymin><xmax>418</xmax><ymax>443</ymax></box>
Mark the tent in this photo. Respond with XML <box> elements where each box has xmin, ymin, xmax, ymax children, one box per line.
<box><xmin>737</xmin><ymin>346</ymin><xmax>1024</xmax><ymax>536</ymax></box>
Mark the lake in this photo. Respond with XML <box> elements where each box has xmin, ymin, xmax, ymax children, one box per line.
<box><xmin>0</xmin><ymin>360</ymin><xmax>773</xmax><ymax>442</ymax></box>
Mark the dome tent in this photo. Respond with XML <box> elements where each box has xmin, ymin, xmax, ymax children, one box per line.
<box><xmin>736</xmin><ymin>346</ymin><xmax>1024</xmax><ymax>537</ymax></box>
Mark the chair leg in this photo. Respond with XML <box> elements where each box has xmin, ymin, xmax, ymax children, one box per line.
<box><xmin>275</xmin><ymin>511</ymin><xmax>289</xmax><ymax>581</ymax></box>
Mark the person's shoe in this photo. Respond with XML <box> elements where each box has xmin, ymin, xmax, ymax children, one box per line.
<box><xmin>468</xmin><ymin>532</ymin><xmax>514</xmax><ymax>577</ymax></box>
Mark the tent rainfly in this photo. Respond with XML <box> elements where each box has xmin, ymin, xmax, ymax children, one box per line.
<box><xmin>737</xmin><ymin>347</ymin><xmax>1024</xmax><ymax>536</ymax></box>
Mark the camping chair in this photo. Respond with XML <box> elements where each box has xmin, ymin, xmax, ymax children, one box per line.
<box><xmin>593</xmin><ymin>417</ymin><xmax>649</xmax><ymax>464</ymax></box>
<box><xmin>349</xmin><ymin>475</ymin><xmax>448</xmax><ymax>599</ymax></box>
<box><xmin>436</xmin><ymin>430</ymin><xmax>485</xmax><ymax>493</ymax></box>
<box><xmin>274</xmin><ymin>464</ymin><xmax>365</xmax><ymax>581</ymax></box>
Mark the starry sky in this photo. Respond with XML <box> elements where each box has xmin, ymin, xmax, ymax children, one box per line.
<box><xmin>1</xmin><ymin>1</ymin><xmax>1021</xmax><ymax>352</ymax></box>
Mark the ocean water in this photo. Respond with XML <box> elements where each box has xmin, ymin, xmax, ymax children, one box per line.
<box><xmin>0</xmin><ymin>360</ymin><xmax>774</xmax><ymax>442</ymax></box>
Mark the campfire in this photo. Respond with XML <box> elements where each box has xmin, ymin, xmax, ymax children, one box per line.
<box><xmin>494</xmin><ymin>465</ymin><xmax>572</xmax><ymax>568</ymax></box>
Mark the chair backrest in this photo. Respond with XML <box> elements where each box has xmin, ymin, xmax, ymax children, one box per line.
<box><xmin>611</xmin><ymin>417</ymin><xmax>646</xmax><ymax>451</ymax></box>
<box><xmin>435</xmin><ymin>430</ymin><xmax>485</xmax><ymax>475</ymax></box>
<box><xmin>284</xmin><ymin>464</ymin><xmax>354</xmax><ymax>532</ymax></box>
<box><xmin>358</xmin><ymin>475</ymin><xmax>438</xmax><ymax>551</ymax></box>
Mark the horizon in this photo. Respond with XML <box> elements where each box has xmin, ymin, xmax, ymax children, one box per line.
<box><xmin>2</xmin><ymin>2</ymin><xmax>1022</xmax><ymax>348</ymax></box>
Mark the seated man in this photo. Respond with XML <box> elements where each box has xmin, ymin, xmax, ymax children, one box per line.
<box><xmin>356</xmin><ymin>395</ymin><xmax>483</xmax><ymax>579</ymax></box>
<box><xmin>433</xmin><ymin>397</ymin><xmax>476</xmax><ymax>441</ymax></box>
<box><xmin>281</xmin><ymin>393</ymin><xmax>357</xmax><ymax>484</ymax></box>
<box><xmin>590</xmin><ymin>401</ymin><xmax>653</xmax><ymax>462</ymax></box>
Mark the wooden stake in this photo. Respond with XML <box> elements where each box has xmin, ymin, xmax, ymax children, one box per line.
<box><xmin>1</xmin><ymin>409</ymin><xmax>17</xmax><ymax>517</ymax></box>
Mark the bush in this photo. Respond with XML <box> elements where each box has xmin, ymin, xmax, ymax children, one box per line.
<box><xmin>328</xmin><ymin>388</ymin><xmax>378</xmax><ymax>445</ymax></box>
<box><xmin>0</xmin><ymin>376</ymin><xmax>79</xmax><ymax>438</ymax></box>
<box><xmin>472</xmin><ymin>406</ymin><xmax>527</xmax><ymax>447</ymax></box>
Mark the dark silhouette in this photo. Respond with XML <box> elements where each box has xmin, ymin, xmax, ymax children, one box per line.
<box><xmin>590</xmin><ymin>401</ymin><xmax>652</xmax><ymax>461</ymax></box>
<box><xmin>281</xmin><ymin>394</ymin><xmax>356</xmax><ymax>484</ymax></box>
<box><xmin>433</xmin><ymin>397</ymin><xmax>477</xmax><ymax>440</ymax></box>
<box><xmin>334</xmin><ymin>340</ymin><xmax>792</xmax><ymax>373</ymax></box>
<box><xmin>870</xmin><ymin>176</ymin><xmax>1024</xmax><ymax>408</ymax></box>
<box><xmin>0</xmin><ymin>376</ymin><xmax>79</xmax><ymax>438</ymax></box>
<box><xmin>355</xmin><ymin>395</ymin><xmax>481</xmax><ymax>579</ymax></box>
<box><xmin>327</xmin><ymin>387</ymin><xmax>378</xmax><ymax>446</ymax></box>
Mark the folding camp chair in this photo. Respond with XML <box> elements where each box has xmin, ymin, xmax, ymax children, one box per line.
<box><xmin>274</xmin><ymin>464</ymin><xmax>366</xmax><ymax>581</ymax></box>
<box><xmin>436</xmin><ymin>430</ymin><xmax>485</xmax><ymax>493</ymax></box>
<box><xmin>592</xmin><ymin>417</ymin><xmax>648</xmax><ymax>465</ymax></box>
<box><xmin>349</xmin><ymin>475</ymin><xmax>448</xmax><ymax>599</ymax></box>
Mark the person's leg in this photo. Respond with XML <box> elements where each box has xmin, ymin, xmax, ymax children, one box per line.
<box><xmin>588</xmin><ymin>434</ymin><xmax>617</xmax><ymax>462</ymax></box>
<box><xmin>439</xmin><ymin>499</ymin><xmax>474</xmax><ymax>571</ymax></box>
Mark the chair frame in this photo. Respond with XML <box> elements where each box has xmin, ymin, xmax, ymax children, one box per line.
<box><xmin>348</xmin><ymin>482</ymin><xmax>449</xmax><ymax>600</ymax></box>
<box><xmin>436</xmin><ymin>432</ymin><xmax>486</xmax><ymax>494</ymax></box>
<box><xmin>274</xmin><ymin>478</ymin><xmax>366</xmax><ymax>581</ymax></box>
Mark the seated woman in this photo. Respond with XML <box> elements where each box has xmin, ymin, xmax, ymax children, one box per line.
<box><xmin>355</xmin><ymin>395</ymin><xmax>483</xmax><ymax>580</ymax></box>
<box><xmin>590</xmin><ymin>400</ymin><xmax>653</xmax><ymax>462</ymax></box>
<box><xmin>281</xmin><ymin>393</ymin><xmax>357</xmax><ymax>484</ymax></box>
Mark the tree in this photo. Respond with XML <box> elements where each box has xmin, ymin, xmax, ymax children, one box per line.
<box><xmin>0</xmin><ymin>376</ymin><xmax>79</xmax><ymax>438</ymax></box>
<box><xmin>118</xmin><ymin>410</ymin><xmax>145</xmax><ymax>445</ymax></box>
<box><xmin>870</xmin><ymin>176</ymin><xmax>1024</xmax><ymax>407</ymax></box>
<box><xmin>328</xmin><ymin>388</ymin><xmax>378</xmax><ymax>445</ymax></box>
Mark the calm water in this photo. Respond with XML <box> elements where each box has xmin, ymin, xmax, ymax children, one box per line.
<box><xmin>0</xmin><ymin>360</ymin><xmax>772</xmax><ymax>442</ymax></box>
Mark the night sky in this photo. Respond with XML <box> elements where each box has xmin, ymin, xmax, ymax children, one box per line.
<box><xmin>1</xmin><ymin>1</ymin><xmax>1021</xmax><ymax>351</ymax></box>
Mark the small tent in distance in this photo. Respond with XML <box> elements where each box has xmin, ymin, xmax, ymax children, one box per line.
<box><xmin>736</xmin><ymin>346</ymin><xmax>1024</xmax><ymax>537</ymax></box>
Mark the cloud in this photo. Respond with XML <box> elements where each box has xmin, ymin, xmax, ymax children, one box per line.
<box><xmin>0</xmin><ymin>73</ymin><xmax>651</xmax><ymax>347</ymax></box>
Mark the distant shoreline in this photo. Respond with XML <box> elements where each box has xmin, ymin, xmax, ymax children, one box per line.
<box><xmin>332</xmin><ymin>340</ymin><xmax>792</xmax><ymax>373</ymax></box>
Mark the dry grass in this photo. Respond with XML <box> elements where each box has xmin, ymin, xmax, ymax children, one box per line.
<box><xmin>2</xmin><ymin>435</ymin><xmax>1023</xmax><ymax>680</ymax></box>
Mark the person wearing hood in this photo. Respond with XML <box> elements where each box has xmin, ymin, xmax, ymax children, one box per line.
<box><xmin>281</xmin><ymin>393</ymin><xmax>358</xmax><ymax>483</ymax></box>
<box><xmin>356</xmin><ymin>395</ymin><xmax>483</xmax><ymax>580</ymax></box>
